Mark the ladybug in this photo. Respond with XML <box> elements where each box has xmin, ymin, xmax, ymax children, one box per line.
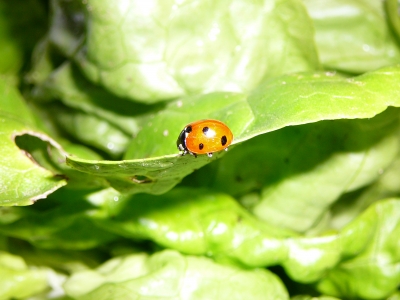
<box><xmin>177</xmin><ymin>119</ymin><xmax>233</xmax><ymax>157</ymax></box>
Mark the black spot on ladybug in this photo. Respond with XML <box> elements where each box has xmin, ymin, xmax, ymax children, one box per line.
<box><xmin>186</xmin><ymin>125</ymin><xmax>192</xmax><ymax>133</ymax></box>
<box><xmin>199</xmin><ymin>143</ymin><xmax>204</xmax><ymax>150</ymax></box>
<box><xmin>221</xmin><ymin>135</ymin><xmax>227</xmax><ymax>146</ymax></box>
<box><xmin>202</xmin><ymin>127</ymin><xmax>209</xmax><ymax>134</ymax></box>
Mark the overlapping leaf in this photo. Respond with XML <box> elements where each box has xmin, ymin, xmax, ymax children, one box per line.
<box><xmin>186</xmin><ymin>108</ymin><xmax>400</xmax><ymax>233</ymax></box>
<box><xmin>1</xmin><ymin>0</ymin><xmax>400</xmax><ymax>299</ymax></box>
<box><xmin>67</xmin><ymin>66</ymin><xmax>400</xmax><ymax>195</ymax></box>
<box><xmin>63</xmin><ymin>250</ymin><xmax>289</xmax><ymax>300</ymax></box>
<box><xmin>302</xmin><ymin>0</ymin><xmax>400</xmax><ymax>73</ymax></box>
<box><xmin>0</xmin><ymin>189</ymin><xmax>120</xmax><ymax>249</ymax></box>
<box><xmin>0</xmin><ymin>251</ymin><xmax>49</xmax><ymax>299</ymax></box>
<box><xmin>48</xmin><ymin>0</ymin><xmax>319</xmax><ymax>103</ymax></box>
<box><xmin>0</xmin><ymin>0</ymin><xmax>46</xmax><ymax>78</ymax></box>
<box><xmin>0</xmin><ymin>80</ymin><xmax>67</xmax><ymax>206</ymax></box>
<box><xmin>88</xmin><ymin>188</ymin><xmax>400</xmax><ymax>299</ymax></box>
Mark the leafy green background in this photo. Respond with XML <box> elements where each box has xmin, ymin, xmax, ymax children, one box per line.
<box><xmin>1</xmin><ymin>0</ymin><xmax>400</xmax><ymax>299</ymax></box>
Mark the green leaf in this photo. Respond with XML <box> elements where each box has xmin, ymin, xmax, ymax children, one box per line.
<box><xmin>0</xmin><ymin>0</ymin><xmax>47</xmax><ymax>77</ymax></box>
<box><xmin>243</xmin><ymin>65</ymin><xmax>400</xmax><ymax>141</ymax></box>
<box><xmin>63</xmin><ymin>250</ymin><xmax>289</xmax><ymax>300</ymax></box>
<box><xmin>123</xmin><ymin>92</ymin><xmax>249</xmax><ymax>159</ymax></box>
<box><xmin>8</xmin><ymin>244</ymin><xmax>105</xmax><ymax>275</ymax></box>
<box><xmin>4</xmin><ymin>0</ymin><xmax>400</xmax><ymax>297</ymax></box>
<box><xmin>302</xmin><ymin>0</ymin><xmax>400</xmax><ymax>73</ymax></box>
<box><xmin>30</xmin><ymin>62</ymin><xmax>163</xmax><ymax>157</ymax></box>
<box><xmin>126</xmin><ymin>65</ymin><xmax>400</xmax><ymax>158</ymax></box>
<box><xmin>316</xmin><ymin>199</ymin><xmax>400</xmax><ymax>299</ymax></box>
<box><xmin>0</xmin><ymin>189</ymin><xmax>120</xmax><ymax>249</ymax></box>
<box><xmin>88</xmin><ymin>188</ymin><xmax>400</xmax><ymax>298</ymax></box>
<box><xmin>67</xmin><ymin>152</ymin><xmax>226</xmax><ymax>194</ymax></box>
<box><xmin>387</xmin><ymin>291</ymin><xmax>400</xmax><ymax>300</ymax></box>
<box><xmin>0</xmin><ymin>76</ymin><xmax>35</xmax><ymax>125</ymax></box>
<box><xmin>2</xmin><ymin>73</ymin><xmax>112</xmax><ymax>190</ymax></box>
<box><xmin>48</xmin><ymin>104</ymin><xmax>131</xmax><ymax>158</ymax></box>
<box><xmin>186</xmin><ymin>107</ymin><xmax>399</xmax><ymax>197</ymax></box>
<box><xmin>48</xmin><ymin>0</ymin><xmax>85</xmax><ymax>58</ymax></box>
<box><xmin>385</xmin><ymin>0</ymin><xmax>400</xmax><ymax>44</ymax></box>
<box><xmin>90</xmin><ymin>188</ymin><xmax>296</xmax><ymax>257</ymax></box>
<box><xmin>0</xmin><ymin>83</ymin><xmax>67</xmax><ymax>206</ymax></box>
<box><xmin>32</xmin><ymin>63</ymin><xmax>154</xmax><ymax>137</ymax></box>
<box><xmin>252</xmin><ymin>109</ymin><xmax>400</xmax><ymax>232</ymax></box>
<box><xmin>329</xmin><ymin>153</ymin><xmax>400</xmax><ymax>230</ymax></box>
<box><xmin>0</xmin><ymin>251</ymin><xmax>48</xmax><ymax>299</ymax></box>
<box><xmin>50</xmin><ymin>0</ymin><xmax>319</xmax><ymax>103</ymax></box>
<box><xmin>67</xmin><ymin>66</ymin><xmax>400</xmax><ymax>195</ymax></box>
<box><xmin>291</xmin><ymin>296</ymin><xmax>340</xmax><ymax>300</ymax></box>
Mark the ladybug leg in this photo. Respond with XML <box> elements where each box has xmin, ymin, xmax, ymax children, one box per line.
<box><xmin>178</xmin><ymin>143</ymin><xmax>188</xmax><ymax>156</ymax></box>
<box><xmin>207</xmin><ymin>153</ymin><xmax>213</xmax><ymax>157</ymax></box>
<box><xmin>180</xmin><ymin>149</ymin><xmax>187</xmax><ymax>156</ymax></box>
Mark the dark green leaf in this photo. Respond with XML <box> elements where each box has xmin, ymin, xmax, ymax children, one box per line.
<box><xmin>0</xmin><ymin>189</ymin><xmax>120</xmax><ymax>249</ymax></box>
<box><xmin>385</xmin><ymin>0</ymin><xmax>400</xmax><ymax>44</ymax></box>
<box><xmin>0</xmin><ymin>0</ymin><xmax>47</xmax><ymax>77</ymax></box>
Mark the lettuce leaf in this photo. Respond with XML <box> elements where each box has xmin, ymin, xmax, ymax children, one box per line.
<box><xmin>89</xmin><ymin>190</ymin><xmax>400</xmax><ymax>299</ymax></box>
<box><xmin>47</xmin><ymin>0</ymin><xmax>319</xmax><ymax>103</ymax></box>
<box><xmin>1</xmin><ymin>0</ymin><xmax>400</xmax><ymax>299</ymax></box>
<box><xmin>64</xmin><ymin>250</ymin><xmax>289</xmax><ymax>300</ymax></box>
<box><xmin>0</xmin><ymin>79</ymin><xmax>67</xmax><ymax>206</ymax></box>
<box><xmin>66</xmin><ymin>66</ymin><xmax>400</xmax><ymax>196</ymax></box>
<box><xmin>302</xmin><ymin>0</ymin><xmax>400</xmax><ymax>73</ymax></box>
<box><xmin>0</xmin><ymin>251</ymin><xmax>49</xmax><ymax>299</ymax></box>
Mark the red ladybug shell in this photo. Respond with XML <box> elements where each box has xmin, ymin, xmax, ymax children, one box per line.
<box><xmin>177</xmin><ymin>119</ymin><xmax>233</xmax><ymax>157</ymax></box>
